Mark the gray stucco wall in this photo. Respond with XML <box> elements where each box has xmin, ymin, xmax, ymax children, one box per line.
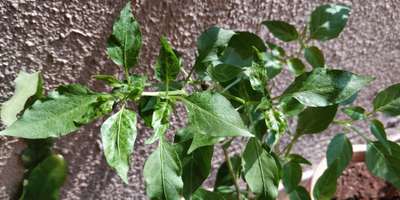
<box><xmin>0</xmin><ymin>0</ymin><xmax>399</xmax><ymax>199</ymax></box>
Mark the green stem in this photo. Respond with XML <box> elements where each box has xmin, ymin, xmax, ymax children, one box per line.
<box><xmin>222</xmin><ymin>78</ymin><xmax>241</xmax><ymax>93</ymax></box>
<box><xmin>284</xmin><ymin>133</ymin><xmax>301</xmax><ymax>156</ymax></box>
<box><xmin>141</xmin><ymin>90</ymin><xmax>187</xmax><ymax>97</ymax></box>
<box><xmin>124</xmin><ymin>68</ymin><xmax>131</xmax><ymax>85</ymax></box>
<box><xmin>222</xmin><ymin>146</ymin><xmax>241</xmax><ymax>200</ymax></box>
<box><xmin>184</xmin><ymin>65</ymin><xmax>196</xmax><ymax>86</ymax></box>
<box><xmin>222</xmin><ymin>93</ymin><xmax>246</xmax><ymax>105</ymax></box>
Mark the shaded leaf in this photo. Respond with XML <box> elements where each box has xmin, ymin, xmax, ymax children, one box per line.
<box><xmin>296</xmin><ymin>105</ymin><xmax>337</xmax><ymax>135</ymax></box>
<box><xmin>208</xmin><ymin>64</ymin><xmax>243</xmax><ymax>82</ymax></box>
<box><xmin>370</xmin><ymin>119</ymin><xmax>391</xmax><ymax>154</ymax></box>
<box><xmin>287</xmin><ymin>58</ymin><xmax>306</xmax><ymax>77</ymax></box>
<box><xmin>289</xmin><ymin>186</ymin><xmax>311</xmax><ymax>200</ymax></box>
<box><xmin>215</xmin><ymin>155</ymin><xmax>242</xmax><ymax>189</ymax></box>
<box><xmin>263</xmin><ymin>21</ymin><xmax>299</xmax><ymax>42</ymax></box>
<box><xmin>192</xmin><ymin>188</ymin><xmax>225</xmax><ymax>200</ymax></box>
<box><xmin>282</xmin><ymin>161</ymin><xmax>302</xmax><ymax>193</ymax></box>
<box><xmin>20</xmin><ymin>154</ymin><xmax>67</xmax><ymax>200</ymax></box>
<box><xmin>304</xmin><ymin>46</ymin><xmax>324</xmax><ymax>68</ymax></box>
<box><xmin>107</xmin><ymin>2</ymin><xmax>141</xmax><ymax>69</ymax></box>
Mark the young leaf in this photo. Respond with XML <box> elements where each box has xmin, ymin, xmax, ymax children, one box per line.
<box><xmin>263</xmin><ymin>20</ymin><xmax>299</xmax><ymax>42</ymax></box>
<box><xmin>309</xmin><ymin>4</ymin><xmax>351</xmax><ymax>41</ymax></box>
<box><xmin>264</xmin><ymin>108</ymin><xmax>288</xmax><ymax>147</ymax></box>
<box><xmin>342</xmin><ymin>106</ymin><xmax>366</xmax><ymax>120</ymax></box>
<box><xmin>243</xmin><ymin>138</ymin><xmax>279</xmax><ymax>200</ymax></box>
<box><xmin>289</xmin><ymin>186</ymin><xmax>311</xmax><ymax>200</ymax></box>
<box><xmin>100</xmin><ymin>106</ymin><xmax>137</xmax><ymax>183</ymax></box>
<box><xmin>107</xmin><ymin>2</ymin><xmax>141</xmax><ymax>69</ymax></box>
<box><xmin>296</xmin><ymin>105</ymin><xmax>337</xmax><ymax>135</ymax></box>
<box><xmin>180</xmin><ymin>92</ymin><xmax>253</xmax><ymax>138</ymax></box>
<box><xmin>304</xmin><ymin>46</ymin><xmax>325</xmax><ymax>68</ymax></box>
<box><xmin>282</xmin><ymin>161</ymin><xmax>302</xmax><ymax>193</ymax></box>
<box><xmin>373</xmin><ymin>83</ymin><xmax>400</xmax><ymax>116</ymax></box>
<box><xmin>155</xmin><ymin>37</ymin><xmax>182</xmax><ymax>86</ymax></box>
<box><xmin>313</xmin><ymin>134</ymin><xmax>352</xmax><ymax>200</ymax></box>
<box><xmin>19</xmin><ymin>154</ymin><xmax>67</xmax><ymax>200</ymax></box>
<box><xmin>0</xmin><ymin>93</ymin><xmax>108</xmax><ymax>139</ymax></box>
<box><xmin>287</xmin><ymin>58</ymin><xmax>306</xmax><ymax>77</ymax></box>
<box><xmin>144</xmin><ymin>140</ymin><xmax>183</xmax><ymax>199</ymax></box>
<box><xmin>146</xmin><ymin>101</ymin><xmax>173</xmax><ymax>144</ymax></box>
<box><xmin>1</xmin><ymin>71</ymin><xmax>42</xmax><ymax>126</ymax></box>
<box><xmin>214</xmin><ymin>155</ymin><xmax>242</xmax><ymax>189</ymax></box>
<box><xmin>366</xmin><ymin>141</ymin><xmax>400</xmax><ymax>189</ymax></box>
<box><xmin>192</xmin><ymin>188</ymin><xmax>225</xmax><ymax>200</ymax></box>
<box><xmin>369</xmin><ymin>119</ymin><xmax>391</xmax><ymax>154</ymax></box>
<box><xmin>281</xmin><ymin>68</ymin><xmax>373</xmax><ymax>107</ymax></box>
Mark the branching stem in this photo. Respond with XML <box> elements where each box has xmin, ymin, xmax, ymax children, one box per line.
<box><xmin>222</xmin><ymin>146</ymin><xmax>241</xmax><ymax>200</ymax></box>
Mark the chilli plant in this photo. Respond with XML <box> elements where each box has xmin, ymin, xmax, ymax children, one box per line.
<box><xmin>1</xmin><ymin>2</ymin><xmax>400</xmax><ymax>200</ymax></box>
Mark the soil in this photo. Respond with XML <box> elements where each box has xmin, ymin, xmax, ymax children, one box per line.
<box><xmin>334</xmin><ymin>162</ymin><xmax>400</xmax><ymax>200</ymax></box>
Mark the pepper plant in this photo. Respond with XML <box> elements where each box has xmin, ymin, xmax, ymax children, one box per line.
<box><xmin>1</xmin><ymin>2</ymin><xmax>400</xmax><ymax>200</ymax></box>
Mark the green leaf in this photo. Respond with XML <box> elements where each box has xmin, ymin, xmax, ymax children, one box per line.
<box><xmin>192</xmin><ymin>188</ymin><xmax>225</xmax><ymax>200</ymax></box>
<box><xmin>189</xmin><ymin>133</ymin><xmax>223</xmax><ymax>154</ymax></box>
<box><xmin>370</xmin><ymin>119</ymin><xmax>391</xmax><ymax>154</ymax></box>
<box><xmin>279</xmin><ymin>98</ymin><xmax>305</xmax><ymax>116</ymax></box>
<box><xmin>245</xmin><ymin>61</ymin><xmax>268</xmax><ymax>93</ymax></box>
<box><xmin>215</xmin><ymin>155</ymin><xmax>242</xmax><ymax>189</ymax></box>
<box><xmin>373</xmin><ymin>83</ymin><xmax>400</xmax><ymax>116</ymax></box>
<box><xmin>21</xmin><ymin>139</ymin><xmax>53</xmax><ymax>171</ymax></box>
<box><xmin>180</xmin><ymin>92</ymin><xmax>252</xmax><ymax>138</ymax></box>
<box><xmin>288</xmin><ymin>186</ymin><xmax>311</xmax><ymax>200</ymax></box>
<box><xmin>243</xmin><ymin>138</ymin><xmax>279</xmax><ymax>200</ymax></box>
<box><xmin>208</xmin><ymin>64</ymin><xmax>243</xmax><ymax>82</ymax></box>
<box><xmin>313</xmin><ymin>134</ymin><xmax>352</xmax><ymax>200</ymax></box>
<box><xmin>286</xmin><ymin>154</ymin><xmax>311</xmax><ymax>165</ymax></box>
<box><xmin>176</xmin><ymin>137</ymin><xmax>213</xmax><ymax>199</ymax></box>
<box><xmin>1</xmin><ymin>71</ymin><xmax>43</xmax><ymax>126</ymax></box>
<box><xmin>0</xmin><ymin>93</ymin><xmax>108</xmax><ymax>139</ymax></box>
<box><xmin>224</xmin><ymin>32</ymin><xmax>267</xmax><ymax>65</ymax></box>
<box><xmin>107</xmin><ymin>2</ymin><xmax>141</xmax><ymax>69</ymax></box>
<box><xmin>304</xmin><ymin>46</ymin><xmax>325</xmax><ymax>68</ymax></box>
<box><xmin>326</xmin><ymin>133</ymin><xmax>353</xmax><ymax>173</ymax></box>
<box><xmin>138</xmin><ymin>96</ymin><xmax>158</xmax><ymax>127</ymax></box>
<box><xmin>195</xmin><ymin>27</ymin><xmax>236</xmax><ymax>76</ymax></box>
<box><xmin>100</xmin><ymin>106</ymin><xmax>137</xmax><ymax>183</ymax></box>
<box><xmin>155</xmin><ymin>37</ymin><xmax>182</xmax><ymax>86</ymax></box>
<box><xmin>366</xmin><ymin>141</ymin><xmax>400</xmax><ymax>189</ymax></box>
<box><xmin>282</xmin><ymin>161</ymin><xmax>302</xmax><ymax>193</ymax></box>
<box><xmin>20</xmin><ymin>154</ymin><xmax>67</xmax><ymax>200</ymax></box>
<box><xmin>263</xmin><ymin>20</ymin><xmax>299</xmax><ymax>42</ymax></box>
<box><xmin>296</xmin><ymin>105</ymin><xmax>337</xmax><ymax>135</ymax></box>
<box><xmin>312</xmin><ymin>162</ymin><xmax>339</xmax><ymax>200</ymax></box>
<box><xmin>94</xmin><ymin>74</ymin><xmax>122</xmax><ymax>88</ymax></box>
<box><xmin>144</xmin><ymin>140</ymin><xmax>183</xmax><ymax>200</ymax></box>
<box><xmin>287</xmin><ymin>58</ymin><xmax>306</xmax><ymax>77</ymax></box>
<box><xmin>267</xmin><ymin>42</ymin><xmax>286</xmax><ymax>58</ymax></box>
<box><xmin>309</xmin><ymin>4</ymin><xmax>351</xmax><ymax>41</ymax></box>
<box><xmin>342</xmin><ymin>106</ymin><xmax>366</xmax><ymax>120</ymax></box>
<box><xmin>281</xmin><ymin>68</ymin><xmax>373</xmax><ymax>107</ymax></box>
<box><xmin>146</xmin><ymin>101</ymin><xmax>173</xmax><ymax>144</ymax></box>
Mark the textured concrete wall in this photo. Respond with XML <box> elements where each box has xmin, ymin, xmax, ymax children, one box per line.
<box><xmin>1</xmin><ymin>0</ymin><xmax>400</xmax><ymax>199</ymax></box>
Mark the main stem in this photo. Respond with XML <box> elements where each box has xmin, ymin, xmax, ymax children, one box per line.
<box><xmin>223</xmin><ymin>146</ymin><xmax>241</xmax><ymax>200</ymax></box>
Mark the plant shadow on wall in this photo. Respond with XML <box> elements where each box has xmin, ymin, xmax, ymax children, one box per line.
<box><xmin>1</xmin><ymin>2</ymin><xmax>400</xmax><ymax>200</ymax></box>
